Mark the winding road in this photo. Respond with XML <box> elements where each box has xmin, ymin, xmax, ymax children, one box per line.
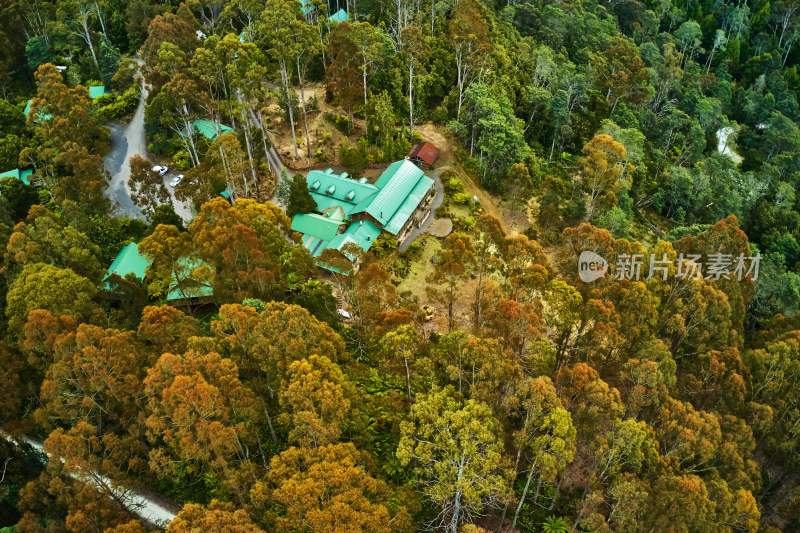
<box><xmin>103</xmin><ymin>84</ymin><xmax>147</xmax><ymax>220</ymax></box>
<box><xmin>103</xmin><ymin>73</ymin><xmax>194</xmax><ymax>223</ymax></box>
<box><xmin>1</xmin><ymin>431</ymin><xmax>179</xmax><ymax>527</ymax></box>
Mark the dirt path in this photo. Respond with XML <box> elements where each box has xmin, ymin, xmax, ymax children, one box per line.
<box><xmin>415</xmin><ymin>123</ymin><xmax>509</xmax><ymax>234</ymax></box>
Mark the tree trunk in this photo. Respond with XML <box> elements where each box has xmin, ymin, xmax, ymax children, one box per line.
<box><xmin>362</xmin><ymin>58</ymin><xmax>369</xmax><ymax>105</ymax></box>
<box><xmin>256</xmin><ymin>109</ymin><xmax>272</xmax><ymax>164</ymax></box>
<box><xmin>456</xmin><ymin>52</ymin><xmax>464</xmax><ymax>118</ymax></box>
<box><xmin>317</xmin><ymin>22</ymin><xmax>328</xmax><ymax>68</ymax></box>
<box><xmin>548</xmin><ymin>477</ymin><xmax>562</xmax><ymax>510</ymax></box>
<box><xmin>240</xmin><ymin>107</ymin><xmax>259</xmax><ymax>191</ymax></box>
<box><xmin>296</xmin><ymin>57</ymin><xmax>313</xmax><ymax>160</ymax></box>
<box><xmin>80</xmin><ymin>19</ymin><xmax>99</xmax><ymax>69</ymax></box>
<box><xmin>403</xmin><ymin>356</ymin><xmax>412</xmax><ymax>400</ymax></box>
<box><xmin>510</xmin><ymin>465</ymin><xmax>537</xmax><ymax>533</ymax></box>
<box><xmin>280</xmin><ymin>61</ymin><xmax>299</xmax><ymax>159</ymax></box>
<box><xmin>182</xmin><ymin>119</ymin><xmax>201</xmax><ymax>166</ymax></box>
<box><xmin>408</xmin><ymin>63</ymin><xmax>414</xmax><ymax>136</ymax></box>
<box><xmin>94</xmin><ymin>1</ymin><xmax>107</xmax><ymax>35</ymax></box>
<box><xmin>262</xmin><ymin>400</ymin><xmax>277</xmax><ymax>443</ymax></box>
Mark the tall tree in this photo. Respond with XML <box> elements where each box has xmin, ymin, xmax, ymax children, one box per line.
<box><xmin>427</xmin><ymin>233</ymin><xmax>474</xmax><ymax>331</ymax></box>
<box><xmin>379</xmin><ymin>324</ymin><xmax>421</xmax><ymax>400</ymax></box>
<box><xmin>277</xmin><ymin>354</ymin><xmax>354</xmax><ymax>447</ymax></box>
<box><xmin>448</xmin><ymin>0</ymin><xmax>489</xmax><ymax>118</ymax></box>
<box><xmin>259</xmin><ymin>0</ymin><xmax>301</xmax><ymax>159</ymax></box>
<box><xmin>400</xmin><ymin>26</ymin><xmax>429</xmax><ymax>137</ymax></box>
<box><xmin>168</xmin><ymin>500</ymin><xmax>267</xmax><ymax>533</ymax></box>
<box><xmin>143</xmin><ymin>350</ymin><xmax>260</xmax><ymax>502</ymax></box>
<box><xmin>128</xmin><ymin>155</ymin><xmax>170</xmax><ymax>217</ymax></box>
<box><xmin>504</xmin><ymin>377</ymin><xmax>576</xmax><ymax>532</ymax></box>
<box><xmin>287</xmin><ymin>172</ymin><xmax>316</xmax><ymax>216</ymax></box>
<box><xmin>593</xmin><ymin>36</ymin><xmax>651</xmax><ymax>114</ymax></box>
<box><xmin>579</xmin><ymin>134</ymin><xmax>630</xmax><ymax>221</ymax></box>
<box><xmin>397</xmin><ymin>387</ymin><xmax>511</xmax><ymax>533</ymax></box>
<box><xmin>252</xmin><ymin>443</ymin><xmax>410</xmax><ymax>532</ymax></box>
<box><xmin>6</xmin><ymin>263</ymin><xmax>98</xmax><ymax>337</ymax></box>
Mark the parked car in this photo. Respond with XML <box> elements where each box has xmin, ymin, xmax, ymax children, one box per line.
<box><xmin>152</xmin><ymin>165</ymin><xmax>168</xmax><ymax>176</ymax></box>
<box><xmin>169</xmin><ymin>174</ymin><xmax>184</xmax><ymax>187</ymax></box>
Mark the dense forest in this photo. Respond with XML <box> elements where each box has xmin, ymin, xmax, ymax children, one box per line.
<box><xmin>0</xmin><ymin>0</ymin><xmax>800</xmax><ymax>531</ymax></box>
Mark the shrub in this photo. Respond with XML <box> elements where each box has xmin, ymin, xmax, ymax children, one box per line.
<box><xmin>443</xmin><ymin>174</ymin><xmax>465</xmax><ymax>195</ymax></box>
<box><xmin>430</xmin><ymin>104</ymin><xmax>449</xmax><ymax>125</ymax></box>
<box><xmin>325</xmin><ymin>112</ymin><xmax>356</xmax><ymax>135</ymax></box>
<box><xmin>453</xmin><ymin>192</ymin><xmax>472</xmax><ymax>205</ymax></box>
<box><xmin>172</xmin><ymin>150</ymin><xmax>192</xmax><ymax>171</ymax></box>
<box><xmin>97</xmin><ymin>85</ymin><xmax>140</xmax><ymax>120</ymax></box>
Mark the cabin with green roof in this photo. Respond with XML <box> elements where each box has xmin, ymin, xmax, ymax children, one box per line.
<box><xmin>330</xmin><ymin>9</ymin><xmax>349</xmax><ymax>22</ymax></box>
<box><xmin>0</xmin><ymin>168</ymin><xmax>33</xmax><ymax>187</ymax></box>
<box><xmin>23</xmin><ymin>100</ymin><xmax>53</xmax><ymax>121</ymax></box>
<box><xmin>291</xmin><ymin>160</ymin><xmax>435</xmax><ymax>270</ymax></box>
<box><xmin>191</xmin><ymin>119</ymin><xmax>235</xmax><ymax>141</ymax></box>
<box><xmin>88</xmin><ymin>86</ymin><xmax>107</xmax><ymax>99</ymax></box>
<box><xmin>103</xmin><ymin>242</ymin><xmax>214</xmax><ymax>303</ymax></box>
<box><xmin>103</xmin><ymin>242</ymin><xmax>150</xmax><ymax>289</ymax></box>
<box><xmin>23</xmin><ymin>86</ymin><xmax>104</xmax><ymax>121</ymax></box>
<box><xmin>299</xmin><ymin>0</ymin><xmax>315</xmax><ymax>15</ymax></box>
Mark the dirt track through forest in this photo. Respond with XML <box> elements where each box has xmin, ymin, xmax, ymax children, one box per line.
<box><xmin>415</xmin><ymin>124</ymin><xmax>509</xmax><ymax>234</ymax></box>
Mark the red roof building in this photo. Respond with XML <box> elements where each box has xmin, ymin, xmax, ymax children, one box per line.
<box><xmin>408</xmin><ymin>142</ymin><xmax>440</xmax><ymax>169</ymax></box>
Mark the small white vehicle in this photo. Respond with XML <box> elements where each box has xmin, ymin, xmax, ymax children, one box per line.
<box><xmin>152</xmin><ymin>165</ymin><xmax>168</xmax><ymax>176</ymax></box>
<box><xmin>169</xmin><ymin>174</ymin><xmax>184</xmax><ymax>187</ymax></box>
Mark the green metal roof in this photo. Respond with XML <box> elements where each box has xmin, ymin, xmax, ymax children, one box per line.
<box><xmin>0</xmin><ymin>168</ymin><xmax>33</xmax><ymax>186</ymax></box>
<box><xmin>384</xmin><ymin>173</ymin><xmax>434</xmax><ymax>234</ymax></box>
<box><xmin>292</xmin><ymin>213</ymin><xmax>343</xmax><ymax>241</ymax></box>
<box><xmin>306</xmin><ymin>169</ymin><xmax>378</xmax><ymax>208</ymax></box>
<box><xmin>366</xmin><ymin>160</ymin><xmax>431</xmax><ymax>234</ymax></box>
<box><xmin>309</xmin><ymin>193</ymin><xmax>356</xmax><ymax>216</ymax></box>
<box><xmin>167</xmin><ymin>280</ymin><xmax>214</xmax><ymax>300</ymax></box>
<box><xmin>294</xmin><ymin>161</ymin><xmax>434</xmax><ymax>266</ymax></box>
<box><xmin>166</xmin><ymin>258</ymin><xmax>214</xmax><ymax>301</ymax></box>
<box><xmin>89</xmin><ymin>86</ymin><xmax>106</xmax><ymax>99</ymax></box>
<box><xmin>193</xmin><ymin>120</ymin><xmax>235</xmax><ymax>140</ymax></box>
<box><xmin>329</xmin><ymin>220</ymin><xmax>381</xmax><ymax>258</ymax></box>
<box><xmin>103</xmin><ymin>243</ymin><xmax>151</xmax><ymax>288</ymax></box>
<box><xmin>104</xmin><ymin>243</ymin><xmax>213</xmax><ymax>300</ymax></box>
<box><xmin>23</xmin><ymin>100</ymin><xmax>53</xmax><ymax>121</ymax></box>
<box><xmin>299</xmin><ymin>0</ymin><xmax>315</xmax><ymax>15</ymax></box>
<box><xmin>330</xmin><ymin>9</ymin><xmax>349</xmax><ymax>21</ymax></box>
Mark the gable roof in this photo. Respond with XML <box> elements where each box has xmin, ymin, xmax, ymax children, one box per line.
<box><xmin>292</xmin><ymin>212</ymin><xmax>343</xmax><ymax>241</ymax></box>
<box><xmin>0</xmin><ymin>168</ymin><xmax>33</xmax><ymax>186</ymax></box>
<box><xmin>104</xmin><ymin>243</ymin><xmax>214</xmax><ymax>300</ymax></box>
<box><xmin>193</xmin><ymin>119</ymin><xmax>235</xmax><ymax>140</ymax></box>
<box><xmin>384</xmin><ymin>173</ymin><xmax>434</xmax><ymax>234</ymax></box>
<box><xmin>409</xmin><ymin>142</ymin><xmax>440</xmax><ymax>166</ymax></box>
<box><xmin>366</xmin><ymin>160</ymin><xmax>432</xmax><ymax>233</ymax></box>
<box><xmin>166</xmin><ymin>258</ymin><xmax>214</xmax><ymax>301</ymax></box>
<box><xmin>330</xmin><ymin>8</ymin><xmax>349</xmax><ymax>22</ymax></box>
<box><xmin>299</xmin><ymin>0</ymin><xmax>315</xmax><ymax>15</ymax></box>
<box><xmin>88</xmin><ymin>86</ymin><xmax>106</xmax><ymax>99</ymax></box>
<box><xmin>328</xmin><ymin>219</ymin><xmax>381</xmax><ymax>258</ymax></box>
<box><xmin>23</xmin><ymin>100</ymin><xmax>53</xmax><ymax>121</ymax></box>
<box><xmin>103</xmin><ymin>243</ymin><xmax>151</xmax><ymax>287</ymax></box>
<box><xmin>306</xmin><ymin>168</ymin><xmax>379</xmax><ymax>214</ymax></box>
